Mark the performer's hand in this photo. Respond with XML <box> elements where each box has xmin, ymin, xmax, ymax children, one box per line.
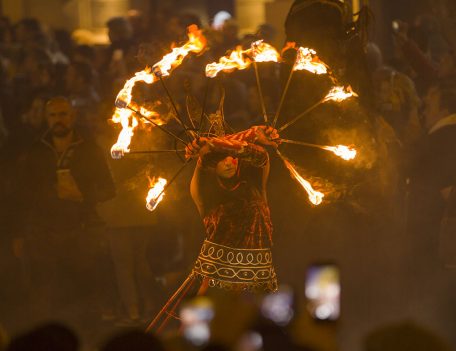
<box><xmin>253</xmin><ymin>126</ymin><xmax>280</xmax><ymax>148</ymax></box>
<box><xmin>185</xmin><ymin>137</ymin><xmax>210</xmax><ymax>159</ymax></box>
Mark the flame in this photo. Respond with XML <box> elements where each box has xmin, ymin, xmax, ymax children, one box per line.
<box><xmin>322</xmin><ymin>145</ymin><xmax>357</xmax><ymax>160</ymax></box>
<box><xmin>206</xmin><ymin>40</ymin><xmax>281</xmax><ymax>78</ymax></box>
<box><xmin>111</xmin><ymin>25</ymin><xmax>206</xmax><ymax>157</ymax></box>
<box><xmin>293</xmin><ymin>47</ymin><xmax>328</xmax><ymax>75</ymax></box>
<box><xmin>206</xmin><ymin>46</ymin><xmax>251</xmax><ymax>78</ymax></box>
<box><xmin>110</xmin><ymin>108</ymin><xmax>138</xmax><ymax>159</ymax></box>
<box><xmin>281</xmin><ymin>41</ymin><xmax>296</xmax><ymax>55</ymax></box>
<box><xmin>146</xmin><ymin>177</ymin><xmax>167</xmax><ymax>212</ymax></box>
<box><xmin>250</xmin><ymin>40</ymin><xmax>280</xmax><ymax>62</ymax></box>
<box><xmin>153</xmin><ymin>24</ymin><xmax>206</xmax><ymax>77</ymax></box>
<box><xmin>282</xmin><ymin>158</ymin><xmax>324</xmax><ymax>205</ymax></box>
<box><xmin>324</xmin><ymin>86</ymin><xmax>358</xmax><ymax>102</ymax></box>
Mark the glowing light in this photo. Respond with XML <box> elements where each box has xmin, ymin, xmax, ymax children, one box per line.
<box><xmin>146</xmin><ymin>177</ymin><xmax>167</xmax><ymax>212</ymax></box>
<box><xmin>110</xmin><ymin>108</ymin><xmax>138</xmax><ymax>159</ymax></box>
<box><xmin>322</xmin><ymin>145</ymin><xmax>357</xmax><ymax>160</ymax></box>
<box><xmin>282</xmin><ymin>158</ymin><xmax>324</xmax><ymax>205</ymax></box>
<box><xmin>293</xmin><ymin>47</ymin><xmax>328</xmax><ymax>75</ymax></box>
<box><xmin>250</xmin><ymin>40</ymin><xmax>280</xmax><ymax>63</ymax></box>
<box><xmin>205</xmin><ymin>46</ymin><xmax>251</xmax><ymax>78</ymax></box>
<box><xmin>111</xmin><ymin>25</ymin><xmax>206</xmax><ymax>156</ymax></box>
<box><xmin>205</xmin><ymin>40</ymin><xmax>280</xmax><ymax>78</ymax></box>
<box><xmin>324</xmin><ymin>86</ymin><xmax>358</xmax><ymax>102</ymax></box>
<box><xmin>153</xmin><ymin>24</ymin><xmax>206</xmax><ymax>77</ymax></box>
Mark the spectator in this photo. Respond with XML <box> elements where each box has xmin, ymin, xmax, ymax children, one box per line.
<box><xmin>15</xmin><ymin>96</ymin><xmax>115</xmax><ymax>323</ymax></box>
<box><xmin>6</xmin><ymin>323</ymin><xmax>79</xmax><ymax>351</ymax></box>
<box><xmin>408</xmin><ymin>84</ymin><xmax>456</xmax><ymax>264</ymax></box>
<box><xmin>371</xmin><ymin>65</ymin><xmax>423</xmax><ymax>148</ymax></box>
<box><xmin>65</xmin><ymin>61</ymin><xmax>100</xmax><ymax>135</ymax></box>
<box><xmin>364</xmin><ymin>321</ymin><xmax>450</xmax><ymax>351</ymax></box>
<box><xmin>72</xmin><ymin>45</ymin><xmax>96</xmax><ymax>65</ymax></box>
<box><xmin>101</xmin><ymin>330</ymin><xmax>164</xmax><ymax>351</ymax></box>
<box><xmin>14</xmin><ymin>18</ymin><xmax>45</xmax><ymax>49</ymax></box>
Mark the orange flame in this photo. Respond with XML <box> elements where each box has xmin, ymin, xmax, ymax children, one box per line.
<box><xmin>282</xmin><ymin>158</ymin><xmax>324</xmax><ymax>205</ymax></box>
<box><xmin>293</xmin><ymin>47</ymin><xmax>328</xmax><ymax>75</ymax></box>
<box><xmin>146</xmin><ymin>177</ymin><xmax>167</xmax><ymax>212</ymax></box>
<box><xmin>322</xmin><ymin>145</ymin><xmax>357</xmax><ymax>160</ymax></box>
<box><xmin>281</xmin><ymin>41</ymin><xmax>296</xmax><ymax>55</ymax></box>
<box><xmin>324</xmin><ymin>86</ymin><xmax>358</xmax><ymax>102</ymax></box>
<box><xmin>206</xmin><ymin>40</ymin><xmax>280</xmax><ymax>78</ymax></box>
<box><xmin>111</xmin><ymin>25</ymin><xmax>206</xmax><ymax>157</ymax></box>
<box><xmin>153</xmin><ymin>24</ymin><xmax>206</xmax><ymax>77</ymax></box>
<box><xmin>250</xmin><ymin>40</ymin><xmax>280</xmax><ymax>62</ymax></box>
<box><xmin>110</xmin><ymin>108</ymin><xmax>138</xmax><ymax>159</ymax></box>
<box><xmin>206</xmin><ymin>46</ymin><xmax>251</xmax><ymax>78</ymax></box>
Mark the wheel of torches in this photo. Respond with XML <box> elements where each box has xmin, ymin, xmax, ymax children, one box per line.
<box><xmin>110</xmin><ymin>24</ymin><xmax>359</xmax><ymax>211</ymax></box>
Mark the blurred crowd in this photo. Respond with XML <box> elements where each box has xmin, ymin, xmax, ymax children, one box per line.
<box><xmin>0</xmin><ymin>0</ymin><xmax>455</xmax><ymax>350</ymax></box>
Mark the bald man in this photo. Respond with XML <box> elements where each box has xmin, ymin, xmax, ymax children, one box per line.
<box><xmin>16</xmin><ymin>96</ymin><xmax>115</xmax><ymax>321</ymax></box>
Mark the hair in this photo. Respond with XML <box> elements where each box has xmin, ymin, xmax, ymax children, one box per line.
<box><xmin>101</xmin><ymin>330</ymin><xmax>164</xmax><ymax>351</ymax></box>
<box><xmin>17</xmin><ymin>18</ymin><xmax>42</xmax><ymax>34</ymax></box>
<box><xmin>6</xmin><ymin>323</ymin><xmax>78</xmax><ymax>351</ymax></box>
<box><xmin>45</xmin><ymin>96</ymin><xmax>73</xmax><ymax>111</ymax></box>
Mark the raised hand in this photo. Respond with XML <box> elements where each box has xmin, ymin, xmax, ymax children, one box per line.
<box><xmin>253</xmin><ymin>126</ymin><xmax>280</xmax><ymax>148</ymax></box>
<box><xmin>185</xmin><ymin>137</ymin><xmax>210</xmax><ymax>159</ymax></box>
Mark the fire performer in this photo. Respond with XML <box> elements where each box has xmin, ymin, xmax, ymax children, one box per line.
<box><xmin>185</xmin><ymin>125</ymin><xmax>280</xmax><ymax>293</ymax></box>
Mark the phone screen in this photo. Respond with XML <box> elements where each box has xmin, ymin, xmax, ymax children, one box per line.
<box><xmin>305</xmin><ymin>263</ymin><xmax>340</xmax><ymax>321</ymax></box>
<box><xmin>260</xmin><ymin>285</ymin><xmax>294</xmax><ymax>326</ymax></box>
<box><xmin>180</xmin><ymin>297</ymin><xmax>214</xmax><ymax>346</ymax></box>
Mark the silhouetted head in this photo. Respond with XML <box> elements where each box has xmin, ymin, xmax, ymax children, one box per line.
<box><xmin>6</xmin><ymin>322</ymin><xmax>78</xmax><ymax>351</ymax></box>
<box><xmin>101</xmin><ymin>330</ymin><xmax>164</xmax><ymax>351</ymax></box>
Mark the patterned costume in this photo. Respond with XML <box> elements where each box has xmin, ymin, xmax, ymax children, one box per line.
<box><xmin>190</xmin><ymin>132</ymin><xmax>278</xmax><ymax>292</ymax></box>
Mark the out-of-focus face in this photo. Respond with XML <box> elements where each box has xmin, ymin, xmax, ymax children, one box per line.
<box><xmin>45</xmin><ymin>99</ymin><xmax>76</xmax><ymax>137</ymax></box>
<box><xmin>216</xmin><ymin>156</ymin><xmax>238</xmax><ymax>179</ymax></box>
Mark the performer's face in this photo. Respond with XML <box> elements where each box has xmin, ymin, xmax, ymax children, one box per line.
<box><xmin>216</xmin><ymin>156</ymin><xmax>238</xmax><ymax>179</ymax></box>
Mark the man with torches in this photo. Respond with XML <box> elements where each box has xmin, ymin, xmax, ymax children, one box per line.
<box><xmin>109</xmin><ymin>23</ymin><xmax>361</xmax><ymax>332</ymax></box>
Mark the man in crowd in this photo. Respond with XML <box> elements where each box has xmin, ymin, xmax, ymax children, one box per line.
<box><xmin>408</xmin><ymin>84</ymin><xmax>456</xmax><ymax>264</ymax></box>
<box><xmin>15</xmin><ymin>96</ymin><xmax>115</xmax><ymax>324</ymax></box>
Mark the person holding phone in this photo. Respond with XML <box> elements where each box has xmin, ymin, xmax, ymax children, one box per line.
<box><xmin>15</xmin><ymin>96</ymin><xmax>115</xmax><ymax>323</ymax></box>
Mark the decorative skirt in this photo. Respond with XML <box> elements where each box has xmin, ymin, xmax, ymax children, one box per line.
<box><xmin>192</xmin><ymin>239</ymin><xmax>278</xmax><ymax>292</ymax></box>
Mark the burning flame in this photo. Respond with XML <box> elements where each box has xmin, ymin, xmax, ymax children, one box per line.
<box><xmin>206</xmin><ymin>40</ymin><xmax>280</xmax><ymax>78</ymax></box>
<box><xmin>293</xmin><ymin>47</ymin><xmax>328</xmax><ymax>75</ymax></box>
<box><xmin>110</xmin><ymin>104</ymin><xmax>162</xmax><ymax>159</ymax></box>
<box><xmin>146</xmin><ymin>177</ymin><xmax>167</xmax><ymax>212</ymax></box>
<box><xmin>206</xmin><ymin>46</ymin><xmax>251</xmax><ymax>78</ymax></box>
<box><xmin>282</xmin><ymin>158</ymin><xmax>324</xmax><ymax>205</ymax></box>
<box><xmin>322</xmin><ymin>145</ymin><xmax>357</xmax><ymax>160</ymax></box>
<box><xmin>153</xmin><ymin>24</ymin><xmax>206</xmax><ymax>77</ymax></box>
<box><xmin>324</xmin><ymin>86</ymin><xmax>358</xmax><ymax>102</ymax></box>
<box><xmin>250</xmin><ymin>40</ymin><xmax>280</xmax><ymax>62</ymax></box>
<box><xmin>110</xmin><ymin>109</ymin><xmax>138</xmax><ymax>159</ymax></box>
<box><xmin>111</xmin><ymin>25</ymin><xmax>206</xmax><ymax>158</ymax></box>
<box><xmin>281</xmin><ymin>41</ymin><xmax>296</xmax><ymax>55</ymax></box>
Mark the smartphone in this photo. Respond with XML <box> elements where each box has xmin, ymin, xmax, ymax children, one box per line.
<box><xmin>179</xmin><ymin>297</ymin><xmax>214</xmax><ymax>346</ymax></box>
<box><xmin>305</xmin><ymin>263</ymin><xmax>340</xmax><ymax>321</ymax></box>
<box><xmin>260</xmin><ymin>285</ymin><xmax>294</xmax><ymax>326</ymax></box>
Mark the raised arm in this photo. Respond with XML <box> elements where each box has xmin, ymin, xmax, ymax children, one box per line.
<box><xmin>187</xmin><ymin>138</ymin><xmax>211</xmax><ymax>216</ymax></box>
